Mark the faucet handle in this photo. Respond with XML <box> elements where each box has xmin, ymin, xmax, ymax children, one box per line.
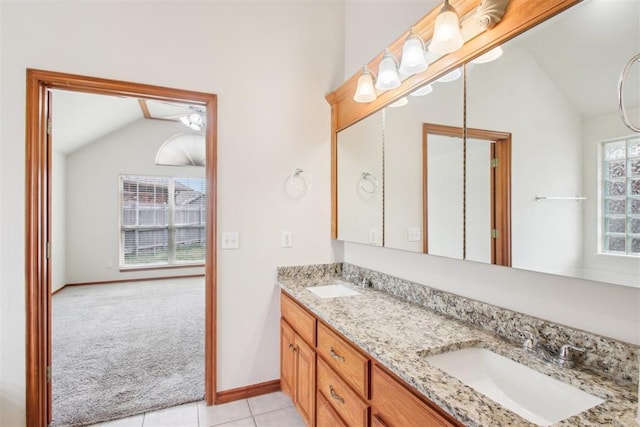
<box><xmin>558</xmin><ymin>344</ymin><xmax>585</xmax><ymax>361</ymax></box>
<box><xmin>515</xmin><ymin>328</ymin><xmax>537</xmax><ymax>351</ymax></box>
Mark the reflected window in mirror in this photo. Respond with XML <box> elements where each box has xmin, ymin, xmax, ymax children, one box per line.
<box><xmin>601</xmin><ymin>137</ymin><xmax>640</xmax><ymax>256</ymax></box>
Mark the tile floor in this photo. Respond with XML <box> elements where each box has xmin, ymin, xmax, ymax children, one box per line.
<box><xmin>91</xmin><ymin>392</ymin><xmax>305</xmax><ymax>427</ymax></box>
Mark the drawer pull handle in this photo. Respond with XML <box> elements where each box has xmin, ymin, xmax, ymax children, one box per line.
<box><xmin>329</xmin><ymin>386</ymin><xmax>344</xmax><ymax>404</ymax></box>
<box><xmin>288</xmin><ymin>343</ymin><xmax>294</xmax><ymax>351</ymax></box>
<box><xmin>329</xmin><ymin>347</ymin><xmax>345</xmax><ymax>362</ymax></box>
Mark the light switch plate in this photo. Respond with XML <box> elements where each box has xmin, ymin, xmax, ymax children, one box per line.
<box><xmin>221</xmin><ymin>231</ymin><xmax>240</xmax><ymax>249</ymax></box>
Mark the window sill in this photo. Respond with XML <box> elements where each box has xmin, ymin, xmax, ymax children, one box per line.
<box><xmin>119</xmin><ymin>263</ymin><xmax>205</xmax><ymax>273</ymax></box>
<box><xmin>594</xmin><ymin>252</ymin><xmax>640</xmax><ymax>259</ymax></box>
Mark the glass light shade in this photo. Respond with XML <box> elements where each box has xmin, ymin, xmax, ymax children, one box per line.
<box><xmin>399</xmin><ymin>34</ymin><xmax>428</xmax><ymax>75</ymax></box>
<box><xmin>410</xmin><ymin>84</ymin><xmax>433</xmax><ymax>97</ymax></box>
<box><xmin>471</xmin><ymin>46</ymin><xmax>504</xmax><ymax>64</ymax></box>
<box><xmin>428</xmin><ymin>1</ymin><xmax>464</xmax><ymax>55</ymax></box>
<box><xmin>375</xmin><ymin>50</ymin><xmax>401</xmax><ymax>90</ymax></box>
<box><xmin>437</xmin><ymin>68</ymin><xmax>462</xmax><ymax>83</ymax></box>
<box><xmin>389</xmin><ymin>97</ymin><xmax>408</xmax><ymax>108</ymax></box>
<box><xmin>353</xmin><ymin>68</ymin><xmax>377</xmax><ymax>103</ymax></box>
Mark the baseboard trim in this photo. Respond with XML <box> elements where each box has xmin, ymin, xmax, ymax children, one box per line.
<box><xmin>215</xmin><ymin>379</ymin><xmax>281</xmax><ymax>404</ymax></box>
<box><xmin>53</xmin><ymin>274</ymin><xmax>205</xmax><ymax>295</ymax></box>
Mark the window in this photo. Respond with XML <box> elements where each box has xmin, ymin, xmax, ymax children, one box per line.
<box><xmin>601</xmin><ymin>137</ymin><xmax>640</xmax><ymax>256</ymax></box>
<box><xmin>120</xmin><ymin>175</ymin><xmax>206</xmax><ymax>267</ymax></box>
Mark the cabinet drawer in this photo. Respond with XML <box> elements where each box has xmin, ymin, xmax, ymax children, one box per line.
<box><xmin>317</xmin><ymin>357</ymin><xmax>369</xmax><ymax>427</ymax></box>
<box><xmin>372</xmin><ymin>364</ymin><xmax>458</xmax><ymax>427</ymax></box>
<box><xmin>317</xmin><ymin>390</ymin><xmax>348</xmax><ymax>427</ymax></box>
<box><xmin>281</xmin><ymin>292</ymin><xmax>316</xmax><ymax>346</ymax></box>
<box><xmin>317</xmin><ymin>322</ymin><xmax>369</xmax><ymax>398</ymax></box>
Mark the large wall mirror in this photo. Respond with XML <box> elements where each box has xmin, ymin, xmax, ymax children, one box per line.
<box><xmin>335</xmin><ymin>0</ymin><xmax>640</xmax><ymax>288</ymax></box>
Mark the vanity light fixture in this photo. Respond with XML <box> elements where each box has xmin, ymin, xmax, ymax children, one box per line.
<box><xmin>388</xmin><ymin>97</ymin><xmax>409</xmax><ymax>108</ymax></box>
<box><xmin>436</xmin><ymin>68</ymin><xmax>462</xmax><ymax>83</ymax></box>
<box><xmin>399</xmin><ymin>27</ymin><xmax>428</xmax><ymax>75</ymax></box>
<box><xmin>353</xmin><ymin>66</ymin><xmax>377</xmax><ymax>103</ymax></box>
<box><xmin>410</xmin><ymin>84</ymin><xmax>433</xmax><ymax>97</ymax></box>
<box><xmin>375</xmin><ymin>49</ymin><xmax>401</xmax><ymax>91</ymax></box>
<box><xmin>429</xmin><ymin>0</ymin><xmax>464</xmax><ymax>55</ymax></box>
<box><xmin>471</xmin><ymin>46</ymin><xmax>504</xmax><ymax>64</ymax></box>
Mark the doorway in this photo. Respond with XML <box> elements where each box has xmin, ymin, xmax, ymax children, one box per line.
<box><xmin>422</xmin><ymin>123</ymin><xmax>511</xmax><ymax>266</ymax></box>
<box><xmin>25</xmin><ymin>69</ymin><xmax>218</xmax><ymax>427</ymax></box>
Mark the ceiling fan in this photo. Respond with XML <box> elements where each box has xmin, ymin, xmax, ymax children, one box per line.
<box><xmin>138</xmin><ymin>100</ymin><xmax>206</xmax><ymax>131</ymax></box>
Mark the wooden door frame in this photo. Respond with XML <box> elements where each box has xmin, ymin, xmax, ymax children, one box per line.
<box><xmin>422</xmin><ymin>123</ymin><xmax>511</xmax><ymax>266</ymax></box>
<box><xmin>25</xmin><ymin>69</ymin><xmax>218</xmax><ymax>427</ymax></box>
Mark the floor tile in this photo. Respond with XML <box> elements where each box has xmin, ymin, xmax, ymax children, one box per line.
<box><xmin>253</xmin><ymin>407</ymin><xmax>305</xmax><ymax>427</ymax></box>
<box><xmin>142</xmin><ymin>402</ymin><xmax>198</xmax><ymax>427</ymax></box>
<box><xmin>90</xmin><ymin>414</ymin><xmax>144</xmax><ymax>427</ymax></box>
<box><xmin>216</xmin><ymin>417</ymin><xmax>256</xmax><ymax>427</ymax></box>
<box><xmin>247</xmin><ymin>392</ymin><xmax>294</xmax><ymax>416</ymax></box>
<box><xmin>198</xmin><ymin>400</ymin><xmax>252</xmax><ymax>427</ymax></box>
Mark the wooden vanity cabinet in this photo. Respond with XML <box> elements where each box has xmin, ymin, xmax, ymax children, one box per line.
<box><xmin>280</xmin><ymin>293</ymin><xmax>317</xmax><ymax>426</ymax></box>
<box><xmin>281</xmin><ymin>291</ymin><xmax>461</xmax><ymax>426</ymax></box>
<box><xmin>372</xmin><ymin>364</ymin><xmax>461</xmax><ymax>427</ymax></box>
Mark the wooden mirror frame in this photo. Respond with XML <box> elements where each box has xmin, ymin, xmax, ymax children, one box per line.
<box><xmin>326</xmin><ymin>0</ymin><xmax>581</xmax><ymax>239</ymax></box>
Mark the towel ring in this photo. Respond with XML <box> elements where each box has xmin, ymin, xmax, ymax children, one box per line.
<box><xmin>287</xmin><ymin>168</ymin><xmax>312</xmax><ymax>194</ymax></box>
<box><xmin>359</xmin><ymin>172</ymin><xmax>378</xmax><ymax>194</ymax></box>
<box><xmin>618</xmin><ymin>53</ymin><xmax>640</xmax><ymax>133</ymax></box>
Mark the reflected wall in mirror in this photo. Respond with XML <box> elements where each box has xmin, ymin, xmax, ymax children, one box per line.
<box><xmin>384</xmin><ymin>67</ymin><xmax>464</xmax><ymax>254</ymax></box>
<box><xmin>467</xmin><ymin>0</ymin><xmax>640</xmax><ymax>286</ymax></box>
<box><xmin>337</xmin><ymin>109</ymin><xmax>383</xmax><ymax>246</ymax></box>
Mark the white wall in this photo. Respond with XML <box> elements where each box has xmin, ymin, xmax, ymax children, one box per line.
<box><xmin>337</xmin><ymin>110</ymin><xmax>384</xmax><ymax>246</ymax></box>
<box><xmin>344</xmin><ymin>0</ymin><xmax>439</xmax><ymax>78</ymax></box>
<box><xmin>65</xmin><ymin>119</ymin><xmax>205</xmax><ymax>284</ymax></box>
<box><xmin>0</xmin><ymin>2</ymin><xmax>344</xmax><ymax>425</ymax></box>
<box><xmin>467</xmin><ymin>47</ymin><xmax>584</xmax><ymax>276</ymax></box>
<box><xmin>383</xmin><ymin>74</ymin><xmax>463</xmax><ymax>253</ymax></box>
<box><xmin>52</xmin><ymin>151</ymin><xmax>67</xmax><ymax>292</ymax></box>
<box><xmin>343</xmin><ymin>2</ymin><xmax>640</xmax><ymax>347</ymax></box>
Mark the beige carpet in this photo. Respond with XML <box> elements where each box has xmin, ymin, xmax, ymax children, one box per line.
<box><xmin>51</xmin><ymin>277</ymin><xmax>205</xmax><ymax>426</ymax></box>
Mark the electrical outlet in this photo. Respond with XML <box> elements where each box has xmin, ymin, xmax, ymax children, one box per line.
<box><xmin>407</xmin><ymin>227</ymin><xmax>421</xmax><ymax>242</ymax></box>
<box><xmin>368</xmin><ymin>229</ymin><xmax>378</xmax><ymax>244</ymax></box>
<box><xmin>282</xmin><ymin>231</ymin><xmax>293</xmax><ymax>248</ymax></box>
<box><xmin>221</xmin><ymin>231</ymin><xmax>240</xmax><ymax>249</ymax></box>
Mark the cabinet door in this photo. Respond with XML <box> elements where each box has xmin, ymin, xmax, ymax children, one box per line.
<box><xmin>295</xmin><ymin>334</ymin><xmax>316</xmax><ymax>426</ymax></box>
<box><xmin>281</xmin><ymin>319</ymin><xmax>296</xmax><ymax>399</ymax></box>
<box><xmin>317</xmin><ymin>391</ymin><xmax>348</xmax><ymax>427</ymax></box>
<box><xmin>372</xmin><ymin>364</ymin><xmax>457</xmax><ymax>427</ymax></box>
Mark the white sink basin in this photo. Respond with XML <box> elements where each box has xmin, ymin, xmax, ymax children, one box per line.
<box><xmin>425</xmin><ymin>347</ymin><xmax>605</xmax><ymax>426</ymax></box>
<box><xmin>306</xmin><ymin>284</ymin><xmax>360</xmax><ymax>299</ymax></box>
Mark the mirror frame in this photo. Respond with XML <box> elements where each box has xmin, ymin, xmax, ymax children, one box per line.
<box><xmin>326</xmin><ymin>0</ymin><xmax>581</xmax><ymax>239</ymax></box>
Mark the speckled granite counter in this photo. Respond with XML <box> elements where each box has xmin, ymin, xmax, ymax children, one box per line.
<box><xmin>277</xmin><ymin>264</ymin><xmax>639</xmax><ymax>427</ymax></box>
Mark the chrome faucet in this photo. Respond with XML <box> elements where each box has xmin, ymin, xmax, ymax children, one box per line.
<box><xmin>357</xmin><ymin>276</ymin><xmax>371</xmax><ymax>288</ymax></box>
<box><xmin>516</xmin><ymin>328</ymin><xmax>585</xmax><ymax>368</ymax></box>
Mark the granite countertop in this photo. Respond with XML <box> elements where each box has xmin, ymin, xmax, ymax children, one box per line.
<box><xmin>278</xmin><ymin>275</ymin><xmax>639</xmax><ymax>427</ymax></box>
